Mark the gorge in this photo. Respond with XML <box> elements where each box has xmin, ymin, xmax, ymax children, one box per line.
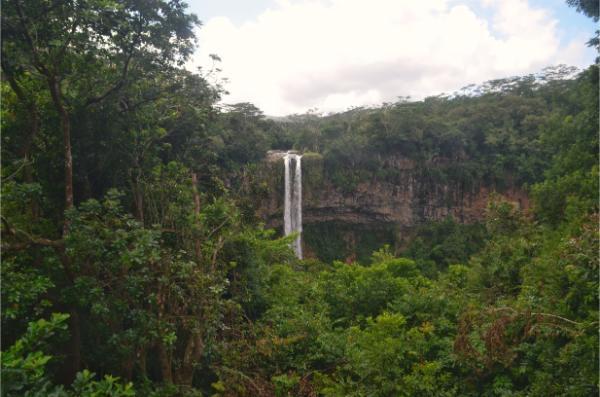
<box><xmin>261</xmin><ymin>150</ymin><xmax>529</xmax><ymax>262</ymax></box>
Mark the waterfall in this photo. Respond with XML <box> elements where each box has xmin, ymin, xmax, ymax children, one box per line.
<box><xmin>293</xmin><ymin>155</ymin><xmax>302</xmax><ymax>257</ymax></box>
<box><xmin>283</xmin><ymin>152</ymin><xmax>303</xmax><ymax>259</ymax></box>
<box><xmin>284</xmin><ymin>154</ymin><xmax>292</xmax><ymax>237</ymax></box>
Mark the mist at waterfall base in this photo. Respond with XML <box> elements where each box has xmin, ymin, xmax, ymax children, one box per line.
<box><xmin>283</xmin><ymin>152</ymin><xmax>303</xmax><ymax>259</ymax></box>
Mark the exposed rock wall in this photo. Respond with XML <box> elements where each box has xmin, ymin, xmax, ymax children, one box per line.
<box><xmin>254</xmin><ymin>151</ymin><xmax>529</xmax><ymax>261</ymax></box>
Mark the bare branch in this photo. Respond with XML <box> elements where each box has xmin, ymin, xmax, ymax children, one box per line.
<box><xmin>1</xmin><ymin>216</ymin><xmax>63</xmax><ymax>248</ymax></box>
<box><xmin>57</xmin><ymin>14</ymin><xmax>80</xmax><ymax>61</ymax></box>
<box><xmin>84</xmin><ymin>13</ymin><xmax>145</xmax><ymax>107</ymax></box>
<box><xmin>84</xmin><ymin>49</ymin><xmax>133</xmax><ymax>107</ymax></box>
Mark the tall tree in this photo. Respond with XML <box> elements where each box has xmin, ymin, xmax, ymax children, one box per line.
<box><xmin>1</xmin><ymin>0</ymin><xmax>200</xmax><ymax>380</ymax></box>
<box><xmin>1</xmin><ymin>0</ymin><xmax>199</xmax><ymax>232</ymax></box>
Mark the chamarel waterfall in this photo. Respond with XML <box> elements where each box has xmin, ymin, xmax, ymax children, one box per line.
<box><xmin>283</xmin><ymin>152</ymin><xmax>303</xmax><ymax>259</ymax></box>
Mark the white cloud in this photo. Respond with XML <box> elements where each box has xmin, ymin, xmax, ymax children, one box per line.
<box><xmin>187</xmin><ymin>0</ymin><xmax>594</xmax><ymax>116</ymax></box>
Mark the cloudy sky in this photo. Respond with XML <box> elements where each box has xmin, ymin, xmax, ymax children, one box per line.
<box><xmin>185</xmin><ymin>0</ymin><xmax>597</xmax><ymax>116</ymax></box>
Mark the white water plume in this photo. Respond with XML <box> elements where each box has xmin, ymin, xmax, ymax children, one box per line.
<box><xmin>283</xmin><ymin>152</ymin><xmax>303</xmax><ymax>259</ymax></box>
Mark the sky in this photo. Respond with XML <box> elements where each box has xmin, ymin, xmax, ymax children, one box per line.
<box><xmin>185</xmin><ymin>0</ymin><xmax>597</xmax><ymax>116</ymax></box>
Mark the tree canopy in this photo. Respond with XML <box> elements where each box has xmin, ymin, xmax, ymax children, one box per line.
<box><xmin>1</xmin><ymin>0</ymin><xmax>598</xmax><ymax>396</ymax></box>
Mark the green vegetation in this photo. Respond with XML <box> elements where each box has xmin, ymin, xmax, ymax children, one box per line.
<box><xmin>272</xmin><ymin>65</ymin><xmax>588</xmax><ymax>194</ymax></box>
<box><xmin>403</xmin><ymin>217</ymin><xmax>488</xmax><ymax>277</ymax></box>
<box><xmin>303</xmin><ymin>222</ymin><xmax>397</xmax><ymax>264</ymax></box>
<box><xmin>1</xmin><ymin>0</ymin><xmax>598</xmax><ymax>396</ymax></box>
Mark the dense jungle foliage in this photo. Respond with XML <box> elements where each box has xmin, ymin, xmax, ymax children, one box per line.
<box><xmin>1</xmin><ymin>0</ymin><xmax>598</xmax><ymax>396</ymax></box>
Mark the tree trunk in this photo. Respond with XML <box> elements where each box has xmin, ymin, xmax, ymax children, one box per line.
<box><xmin>47</xmin><ymin>76</ymin><xmax>74</xmax><ymax>234</ymax></box>
<box><xmin>47</xmin><ymin>77</ymin><xmax>81</xmax><ymax>382</ymax></box>
<box><xmin>67</xmin><ymin>308</ymin><xmax>82</xmax><ymax>377</ymax></box>
<box><xmin>137</xmin><ymin>347</ymin><xmax>147</xmax><ymax>379</ymax></box>
<box><xmin>156</xmin><ymin>285</ymin><xmax>172</xmax><ymax>383</ymax></box>
<box><xmin>135</xmin><ymin>187</ymin><xmax>145</xmax><ymax>225</ymax></box>
<box><xmin>121</xmin><ymin>354</ymin><xmax>134</xmax><ymax>382</ymax></box>
<box><xmin>131</xmin><ymin>170</ymin><xmax>145</xmax><ymax>225</ymax></box>
<box><xmin>191</xmin><ymin>172</ymin><xmax>202</xmax><ymax>260</ymax></box>
<box><xmin>61</xmin><ymin>103</ymin><xmax>74</xmax><ymax>219</ymax></box>
<box><xmin>175</xmin><ymin>332</ymin><xmax>204</xmax><ymax>386</ymax></box>
<box><xmin>157</xmin><ymin>341</ymin><xmax>173</xmax><ymax>384</ymax></box>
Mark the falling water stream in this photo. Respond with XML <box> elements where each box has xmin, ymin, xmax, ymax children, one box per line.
<box><xmin>283</xmin><ymin>152</ymin><xmax>303</xmax><ymax>259</ymax></box>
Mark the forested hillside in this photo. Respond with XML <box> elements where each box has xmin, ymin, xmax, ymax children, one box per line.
<box><xmin>249</xmin><ymin>68</ymin><xmax>588</xmax><ymax>263</ymax></box>
<box><xmin>1</xmin><ymin>0</ymin><xmax>598</xmax><ymax>396</ymax></box>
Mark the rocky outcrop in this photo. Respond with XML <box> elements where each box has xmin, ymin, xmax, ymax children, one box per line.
<box><xmin>254</xmin><ymin>151</ymin><xmax>529</xmax><ymax>261</ymax></box>
<box><xmin>258</xmin><ymin>151</ymin><xmax>528</xmax><ymax>226</ymax></box>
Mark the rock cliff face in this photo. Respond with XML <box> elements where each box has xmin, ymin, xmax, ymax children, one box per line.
<box><xmin>255</xmin><ymin>151</ymin><xmax>529</xmax><ymax>262</ymax></box>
